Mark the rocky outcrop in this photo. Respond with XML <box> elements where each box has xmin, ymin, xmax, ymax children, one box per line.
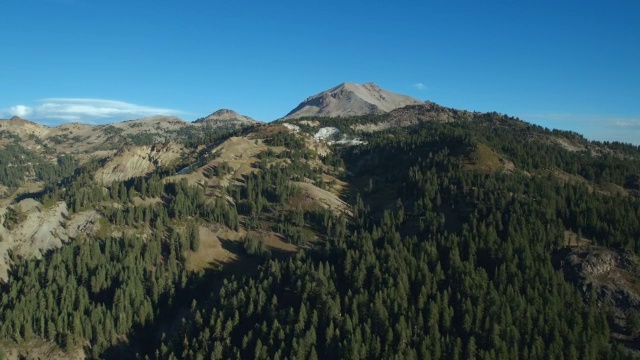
<box><xmin>94</xmin><ymin>143</ymin><xmax>185</xmax><ymax>184</ymax></box>
<box><xmin>558</xmin><ymin>245</ymin><xmax>640</xmax><ymax>350</ymax></box>
<box><xmin>314</xmin><ymin>127</ymin><xmax>340</xmax><ymax>141</ymax></box>
<box><xmin>0</xmin><ymin>199</ymin><xmax>100</xmax><ymax>281</ymax></box>
<box><xmin>561</xmin><ymin>247</ymin><xmax>640</xmax><ymax>306</ymax></box>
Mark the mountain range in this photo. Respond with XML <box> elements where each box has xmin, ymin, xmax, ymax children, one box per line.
<box><xmin>1</xmin><ymin>82</ymin><xmax>426</xmax><ymax>128</ymax></box>
<box><xmin>0</xmin><ymin>82</ymin><xmax>432</xmax><ymax>155</ymax></box>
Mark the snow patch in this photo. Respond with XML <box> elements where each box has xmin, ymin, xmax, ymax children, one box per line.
<box><xmin>177</xmin><ymin>166</ymin><xmax>192</xmax><ymax>175</ymax></box>
<box><xmin>300</xmin><ymin>120</ymin><xmax>320</xmax><ymax>127</ymax></box>
<box><xmin>328</xmin><ymin>139</ymin><xmax>367</xmax><ymax>146</ymax></box>
<box><xmin>312</xmin><ymin>127</ymin><xmax>366</xmax><ymax>146</ymax></box>
<box><xmin>314</xmin><ymin>127</ymin><xmax>340</xmax><ymax>141</ymax></box>
<box><xmin>283</xmin><ymin>123</ymin><xmax>300</xmax><ymax>132</ymax></box>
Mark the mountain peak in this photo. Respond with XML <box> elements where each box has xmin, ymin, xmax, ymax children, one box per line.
<box><xmin>209</xmin><ymin>109</ymin><xmax>240</xmax><ymax>117</ymax></box>
<box><xmin>195</xmin><ymin>109</ymin><xmax>258</xmax><ymax>125</ymax></box>
<box><xmin>283</xmin><ymin>82</ymin><xmax>422</xmax><ymax>119</ymax></box>
<box><xmin>5</xmin><ymin>115</ymin><xmax>47</xmax><ymax>128</ymax></box>
<box><xmin>329</xmin><ymin>82</ymin><xmax>380</xmax><ymax>92</ymax></box>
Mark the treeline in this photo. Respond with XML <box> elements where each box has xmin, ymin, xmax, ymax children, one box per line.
<box><xmin>176</xmin><ymin>124</ymin><xmax>247</xmax><ymax>149</ymax></box>
<box><xmin>462</xmin><ymin>119</ymin><xmax>640</xmax><ymax>186</ymax></box>
<box><xmin>0</xmin><ymin>143</ymin><xmax>77</xmax><ymax>191</ymax></box>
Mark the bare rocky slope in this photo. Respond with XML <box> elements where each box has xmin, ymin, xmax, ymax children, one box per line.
<box><xmin>94</xmin><ymin>143</ymin><xmax>187</xmax><ymax>184</ymax></box>
<box><xmin>0</xmin><ymin>199</ymin><xmax>100</xmax><ymax>281</ymax></box>
<box><xmin>282</xmin><ymin>82</ymin><xmax>423</xmax><ymax>119</ymax></box>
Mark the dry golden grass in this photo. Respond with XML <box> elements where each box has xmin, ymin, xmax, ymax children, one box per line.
<box><xmin>293</xmin><ymin>181</ymin><xmax>351</xmax><ymax>215</ymax></box>
<box><xmin>0</xmin><ymin>339</ymin><xmax>85</xmax><ymax>360</ymax></box>
<box><xmin>551</xmin><ymin>169</ymin><xmax>628</xmax><ymax>197</ymax></box>
<box><xmin>463</xmin><ymin>143</ymin><xmax>514</xmax><ymax>173</ymax></box>
<box><xmin>185</xmin><ymin>226</ymin><xmax>238</xmax><ymax>271</ymax></box>
<box><xmin>563</xmin><ymin>230</ymin><xmax>592</xmax><ymax>247</ymax></box>
<box><xmin>322</xmin><ymin>174</ymin><xmax>348</xmax><ymax>196</ymax></box>
<box><xmin>132</xmin><ymin>196</ymin><xmax>163</xmax><ymax>207</ymax></box>
<box><xmin>163</xmin><ymin>171</ymin><xmax>208</xmax><ymax>187</ymax></box>
<box><xmin>262</xmin><ymin>231</ymin><xmax>298</xmax><ymax>252</ymax></box>
<box><xmin>0</xmin><ymin>181</ymin><xmax>44</xmax><ymax>207</ymax></box>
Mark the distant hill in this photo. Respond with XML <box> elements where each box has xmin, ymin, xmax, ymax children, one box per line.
<box><xmin>0</xmin><ymin>110</ymin><xmax>256</xmax><ymax>155</ymax></box>
<box><xmin>282</xmin><ymin>82</ymin><xmax>423</xmax><ymax>119</ymax></box>
<box><xmin>0</xmin><ymin>116</ymin><xmax>50</xmax><ymax>138</ymax></box>
<box><xmin>194</xmin><ymin>109</ymin><xmax>258</xmax><ymax>127</ymax></box>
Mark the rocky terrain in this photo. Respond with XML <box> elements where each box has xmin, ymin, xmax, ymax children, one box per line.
<box><xmin>94</xmin><ymin>143</ymin><xmax>187</xmax><ymax>184</ymax></box>
<box><xmin>0</xmin><ymin>199</ymin><xmax>99</xmax><ymax>280</ymax></box>
<box><xmin>558</xmin><ymin>244</ymin><xmax>640</xmax><ymax>351</ymax></box>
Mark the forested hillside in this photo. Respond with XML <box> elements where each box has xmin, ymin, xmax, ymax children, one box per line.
<box><xmin>0</xmin><ymin>107</ymin><xmax>639</xmax><ymax>359</ymax></box>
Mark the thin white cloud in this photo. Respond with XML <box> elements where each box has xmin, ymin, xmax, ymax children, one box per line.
<box><xmin>523</xmin><ymin>113</ymin><xmax>576</xmax><ymax>121</ymax></box>
<box><xmin>1</xmin><ymin>98</ymin><xmax>184</xmax><ymax>123</ymax></box>
<box><xmin>522</xmin><ymin>113</ymin><xmax>640</xmax><ymax>145</ymax></box>
<box><xmin>524</xmin><ymin>113</ymin><xmax>640</xmax><ymax>125</ymax></box>
<box><xmin>413</xmin><ymin>82</ymin><xmax>425</xmax><ymax>90</ymax></box>
<box><xmin>614</xmin><ymin>120</ymin><xmax>640</xmax><ymax>128</ymax></box>
<box><xmin>9</xmin><ymin>105</ymin><xmax>33</xmax><ymax>117</ymax></box>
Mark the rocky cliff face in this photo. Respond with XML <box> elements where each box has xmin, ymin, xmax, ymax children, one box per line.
<box><xmin>557</xmin><ymin>245</ymin><xmax>640</xmax><ymax>349</ymax></box>
<box><xmin>0</xmin><ymin>199</ymin><xmax>99</xmax><ymax>281</ymax></box>
<box><xmin>561</xmin><ymin>246</ymin><xmax>640</xmax><ymax>307</ymax></box>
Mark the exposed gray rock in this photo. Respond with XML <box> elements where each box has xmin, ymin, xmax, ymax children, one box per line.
<box><xmin>558</xmin><ymin>245</ymin><xmax>640</xmax><ymax>350</ymax></box>
<box><xmin>314</xmin><ymin>127</ymin><xmax>340</xmax><ymax>141</ymax></box>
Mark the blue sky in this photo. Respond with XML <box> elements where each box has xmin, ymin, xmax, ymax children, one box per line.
<box><xmin>1</xmin><ymin>0</ymin><xmax>638</xmax><ymax>144</ymax></box>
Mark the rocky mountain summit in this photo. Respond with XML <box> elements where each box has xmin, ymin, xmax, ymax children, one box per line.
<box><xmin>283</xmin><ymin>82</ymin><xmax>423</xmax><ymax>119</ymax></box>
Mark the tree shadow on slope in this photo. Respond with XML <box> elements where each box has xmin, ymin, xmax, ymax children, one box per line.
<box><xmin>98</xmin><ymin>234</ymin><xmax>300</xmax><ymax>359</ymax></box>
<box><xmin>98</xmin><ymin>261</ymin><xmax>234</xmax><ymax>359</ymax></box>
